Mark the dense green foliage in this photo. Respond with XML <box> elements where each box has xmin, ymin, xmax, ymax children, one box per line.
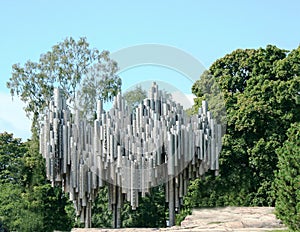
<box><xmin>90</xmin><ymin>186</ymin><xmax>166</xmax><ymax>229</ymax></box>
<box><xmin>179</xmin><ymin>45</ymin><xmax>300</xmax><ymax>223</ymax></box>
<box><xmin>274</xmin><ymin>122</ymin><xmax>300</xmax><ymax>231</ymax></box>
<box><xmin>91</xmin><ymin>187</ymin><xmax>113</xmax><ymax>228</ymax></box>
<box><xmin>0</xmin><ymin>133</ymin><xmax>72</xmax><ymax>232</ymax></box>
<box><xmin>0</xmin><ymin>132</ymin><xmax>26</xmax><ymax>186</ymax></box>
<box><xmin>121</xmin><ymin>186</ymin><xmax>166</xmax><ymax>228</ymax></box>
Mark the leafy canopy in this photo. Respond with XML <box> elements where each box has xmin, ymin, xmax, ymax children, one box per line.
<box><xmin>180</xmin><ymin>45</ymin><xmax>300</xmax><ymax>221</ymax></box>
<box><xmin>7</xmin><ymin>37</ymin><xmax>120</xmax><ymax>129</ymax></box>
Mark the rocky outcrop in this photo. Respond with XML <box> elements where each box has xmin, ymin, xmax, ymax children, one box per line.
<box><xmin>177</xmin><ymin>207</ymin><xmax>286</xmax><ymax>231</ymax></box>
<box><xmin>72</xmin><ymin>207</ymin><xmax>287</xmax><ymax>232</ymax></box>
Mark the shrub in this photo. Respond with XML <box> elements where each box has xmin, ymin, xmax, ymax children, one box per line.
<box><xmin>274</xmin><ymin>122</ymin><xmax>300</xmax><ymax>231</ymax></box>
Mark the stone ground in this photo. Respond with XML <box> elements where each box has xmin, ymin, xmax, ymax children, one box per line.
<box><xmin>72</xmin><ymin>207</ymin><xmax>287</xmax><ymax>232</ymax></box>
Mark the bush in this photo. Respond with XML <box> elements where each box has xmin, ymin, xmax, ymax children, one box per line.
<box><xmin>274</xmin><ymin>122</ymin><xmax>300</xmax><ymax>231</ymax></box>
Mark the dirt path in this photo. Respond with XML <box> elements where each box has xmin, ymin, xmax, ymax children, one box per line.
<box><xmin>72</xmin><ymin>207</ymin><xmax>287</xmax><ymax>232</ymax></box>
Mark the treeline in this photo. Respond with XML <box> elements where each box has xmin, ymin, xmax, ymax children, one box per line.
<box><xmin>1</xmin><ymin>38</ymin><xmax>299</xmax><ymax>231</ymax></box>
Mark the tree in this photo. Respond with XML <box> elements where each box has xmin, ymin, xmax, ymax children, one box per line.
<box><xmin>186</xmin><ymin>44</ymin><xmax>300</xmax><ymax>214</ymax></box>
<box><xmin>274</xmin><ymin>122</ymin><xmax>300</xmax><ymax>231</ymax></box>
<box><xmin>0</xmin><ymin>133</ymin><xmax>73</xmax><ymax>232</ymax></box>
<box><xmin>0</xmin><ymin>182</ymin><xmax>28</xmax><ymax>231</ymax></box>
<box><xmin>76</xmin><ymin>52</ymin><xmax>121</xmax><ymax>121</ymax></box>
<box><xmin>0</xmin><ymin>133</ymin><xmax>44</xmax><ymax>231</ymax></box>
<box><xmin>191</xmin><ymin>70</ymin><xmax>227</xmax><ymax>127</ymax></box>
<box><xmin>0</xmin><ymin>132</ymin><xmax>26</xmax><ymax>185</ymax></box>
<box><xmin>7</xmin><ymin>37</ymin><xmax>120</xmax><ymax>132</ymax></box>
<box><xmin>123</xmin><ymin>85</ymin><xmax>147</xmax><ymax>112</ymax></box>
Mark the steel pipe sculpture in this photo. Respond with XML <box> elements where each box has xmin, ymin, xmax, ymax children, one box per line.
<box><xmin>40</xmin><ymin>82</ymin><xmax>222</xmax><ymax>228</ymax></box>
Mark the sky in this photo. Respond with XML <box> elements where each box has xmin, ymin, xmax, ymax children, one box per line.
<box><xmin>0</xmin><ymin>0</ymin><xmax>300</xmax><ymax>140</ymax></box>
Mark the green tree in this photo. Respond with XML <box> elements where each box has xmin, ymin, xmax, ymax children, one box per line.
<box><xmin>0</xmin><ymin>132</ymin><xmax>26</xmax><ymax>185</ymax></box>
<box><xmin>191</xmin><ymin>70</ymin><xmax>227</xmax><ymax>126</ymax></box>
<box><xmin>274</xmin><ymin>122</ymin><xmax>300</xmax><ymax>231</ymax></box>
<box><xmin>0</xmin><ymin>182</ymin><xmax>29</xmax><ymax>231</ymax></box>
<box><xmin>0</xmin><ymin>133</ymin><xmax>73</xmax><ymax>232</ymax></box>
<box><xmin>185</xmin><ymin>45</ymin><xmax>300</xmax><ymax>215</ymax></box>
<box><xmin>7</xmin><ymin>37</ymin><xmax>119</xmax><ymax>132</ymax></box>
<box><xmin>76</xmin><ymin>52</ymin><xmax>121</xmax><ymax>122</ymax></box>
<box><xmin>123</xmin><ymin>85</ymin><xmax>147</xmax><ymax>112</ymax></box>
<box><xmin>0</xmin><ymin>133</ymin><xmax>44</xmax><ymax>231</ymax></box>
<box><xmin>23</xmin><ymin>184</ymin><xmax>73</xmax><ymax>231</ymax></box>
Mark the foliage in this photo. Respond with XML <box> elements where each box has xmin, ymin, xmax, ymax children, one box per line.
<box><xmin>274</xmin><ymin>122</ymin><xmax>300</xmax><ymax>231</ymax></box>
<box><xmin>0</xmin><ymin>133</ymin><xmax>73</xmax><ymax>231</ymax></box>
<box><xmin>191</xmin><ymin>70</ymin><xmax>227</xmax><ymax>126</ymax></box>
<box><xmin>76</xmin><ymin>51</ymin><xmax>121</xmax><ymax>122</ymax></box>
<box><xmin>180</xmin><ymin>45</ymin><xmax>300</xmax><ymax>222</ymax></box>
<box><xmin>7</xmin><ymin>37</ymin><xmax>120</xmax><ymax>131</ymax></box>
<box><xmin>23</xmin><ymin>137</ymin><xmax>73</xmax><ymax>232</ymax></box>
<box><xmin>0</xmin><ymin>220</ymin><xmax>8</xmax><ymax>232</ymax></box>
<box><xmin>121</xmin><ymin>185</ymin><xmax>166</xmax><ymax>228</ymax></box>
<box><xmin>0</xmin><ymin>183</ymin><xmax>26</xmax><ymax>231</ymax></box>
<box><xmin>0</xmin><ymin>132</ymin><xmax>26</xmax><ymax>185</ymax></box>
<box><xmin>91</xmin><ymin>185</ymin><xmax>166</xmax><ymax>228</ymax></box>
<box><xmin>123</xmin><ymin>85</ymin><xmax>147</xmax><ymax>112</ymax></box>
<box><xmin>91</xmin><ymin>187</ymin><xmax>113</xmax><ymax>228</ymax></box>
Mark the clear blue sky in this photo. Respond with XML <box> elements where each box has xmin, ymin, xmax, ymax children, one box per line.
<box><xmin>1</xmin><ymin>0</ymin><xmax>300</xmax><ymax>140</ymax></box>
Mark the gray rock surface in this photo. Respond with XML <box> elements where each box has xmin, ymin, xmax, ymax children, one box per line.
<box><xmin>72</xmin><ymin>207</ymin><xmax>287</xmax><ymax>232</ymax></box>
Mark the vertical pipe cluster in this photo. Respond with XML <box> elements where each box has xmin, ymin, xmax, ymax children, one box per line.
<box><xmin>40</xmin><ymin>82</ymin><xmax>222</xmax><ymax>228</ymax></box>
